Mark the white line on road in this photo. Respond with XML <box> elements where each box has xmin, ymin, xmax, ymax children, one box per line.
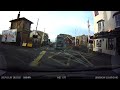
<box><xmin>51</xmin><ymin>58</ymin><xmax>66</xmax><ymax>66</ymax></box>
<box><xmin>48</xmin><ymin>52</ymin><xmax>61</xmax><ymax>59</ymax></box>
<box><xmin>61</xmin><ymin>52</ymin><xmax>90</xmax><ymax>67</ymax></box>
<box><xmin>79</xmin><ymin>52</ymin><xmax>94</xmax><ymax>67</ymax></box>
<box><xmin>63</xmin><ymin>50</ymin><xmax>94</xmax><ymax>67</ymax></box>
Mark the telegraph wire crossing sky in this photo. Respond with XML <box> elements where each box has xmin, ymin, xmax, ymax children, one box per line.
<box><xmin>0</xmin><ymin>11</ymin><xmax>94</xmax><ymax>42</ymax></box>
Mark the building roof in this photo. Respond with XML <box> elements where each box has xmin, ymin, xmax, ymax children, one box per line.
<box><xmin>64</xmin><ymin>36</ymin><xmax>73</xmax><ymax>41</ymax></box>
<box><xmin>31</xmin><ymin>30</ymin><xmax>48</xmax><ymax>38</ymax></box>
<box><xmin>36</xmin><ymin>30</ymin><xmax>44</xmax><ymax>34</ymax></box>
<box><xmin>9</xmin><ymin>17</ymin><xmax>33</xmax><ymax>24</ymax></box>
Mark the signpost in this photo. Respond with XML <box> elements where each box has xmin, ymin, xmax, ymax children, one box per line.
<box><xmin>2</xmin><ymin>29</ymin><xmax>17</xmax><ymax>43</ymax></box>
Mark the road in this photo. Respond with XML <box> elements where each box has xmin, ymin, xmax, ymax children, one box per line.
<box><xmin>0</xmin><ymin>44</ymin><xmax>112</xmax><ymax>71</ymax></box>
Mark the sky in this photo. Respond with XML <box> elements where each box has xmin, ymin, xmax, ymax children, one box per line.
<box><xmin>0</xmin><ymin>11</ymin><xmax>94</xmax><ymax>42</ymax></box>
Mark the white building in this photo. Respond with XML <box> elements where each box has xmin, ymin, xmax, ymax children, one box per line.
<box><xmin>93</xmin><ymin>11</ymin><xmax>120</xmax><ymax>56</ymax></box>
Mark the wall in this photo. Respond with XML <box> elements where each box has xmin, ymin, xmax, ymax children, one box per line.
<box><xmin>23</xmin><ymin>20</ymin><xmax>31</xmax><ymax>31</ymax></box>
<box><xmin>76</xmin><ymin>35</ymin><xmax>88</xmax><ymax>46</ymax></box>
<box><xmin>11</xmin><ymin>20</ymin><xmax>24</xmax><ymax>30</ymax></box>
<box><xmin>93</xmin><ymin>38</ymin><xmax>116</xmax><ymax>55</ymax></box>
<box><xmin>93</xmin><ymin>11</ymin><xmax>119</xmax><ymax>55</ymax></box>
<box><xmin>93</xmin><ymin>11</ymin><xmax>118</xmax><ymax>33</ymax></box>
<box><xmin>0</xmin><ymin>35</ymin><xmax>2</xmax><ymax>43</ymax></box>
<box><xmin>10</xmin><ymin>19</ymin><xmax>31</xmax><ymax>31</ymax></box>
<box><xmin>30</xmin><ymin>31</ymin><xmax>38</xmax><ymax>38</ymax></box>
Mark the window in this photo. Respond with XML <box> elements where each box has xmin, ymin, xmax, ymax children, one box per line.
<box><xmin>106</xmin><ymin>39</ymin><xmax>107</xmax><ymax>49</ymax></box>
<box><xmin>97</xmin><ymin>20</ymin><xmax>104</xmax><ymax>32</ymax></box>
<box><xmin>98</xmin><ymin>22</ymin><xmax>101</xmax><ymax>31</ymax></box>
<box><xmin>108</xmin><ymin>38</ymin><xmax>114</xmax><ymax>50</ymax></box>
<box><xmin>99</xmin><ymin>40</ymin><xmax>102</xmax><ymax>47</ymax></box>
<box><xmin>96</xmin><ymin>39</ymin><xmax>102</xmax><ymax>47</ymax></box>
<box><xmin>115</xmin><ymin>14</ymin><xmax>120</xmax><ymax>28</ymax></box>
<box><xmin>93</xmin><ymin>40</ymin><xmax>95</xmax><ymax>48</ymax></box>
<box><xmin>94</xmin><ymin>11</ymin><xmax>99</xmax><ymax>16</ymax></box>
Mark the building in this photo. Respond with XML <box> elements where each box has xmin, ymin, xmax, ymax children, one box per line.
<box><xmin>43</xmin><ymin>33</ymin><xmax>49</xmax><ymax>46</ymax></box>
<box><xmin>72</xmin><ymin>37</ymin><xmax>75</xmax><ymax>46</ymax></box>
<box><xmin>64</xmin><ymin>36</ymin><xmax>73</xmax><ymax>48</ymax></box>
<box><xmin>76</xmin><ymin>35</ymin><xmax>88</xmax><ymax>46</ymax></box>
<box><xmin>93</xmin><ymin>11</ymin><xmax>120</xmax><ymax>55</ymax></box>
<box><xmin>55</xmin><ymin>34</ymin><xmax>73</xmax><ymax>49</ymax></box>
<box><xmin>0</xmin><ymin>34</ymin><xmax>2</xmax><ymax>43</ymax></box>
<box><xmin>30</xmin><ymin>30</ymin><xmax>49</xmax><ymax>47</ymax></box>
<box><xmin>9</xmin><ymin>11</ymin><xmax>33</xmax><ymax>46</ymax></box>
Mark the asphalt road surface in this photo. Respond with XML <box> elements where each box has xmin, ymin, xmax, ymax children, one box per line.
<box><xmin>0</xmin><ymin>44</ymin><xmax>112</xmax><ymax>71</ymax></box>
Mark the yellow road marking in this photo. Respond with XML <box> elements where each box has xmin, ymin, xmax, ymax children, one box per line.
<box><xmin>30</xmin><ymin>51</ymin><xmax>46</xmax><ymax>66</ymax></box>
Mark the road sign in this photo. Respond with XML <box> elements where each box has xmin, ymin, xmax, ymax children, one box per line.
<box><xmin>2</xmin><ymin>29</ymin><xmax>17</xmax><ymax>42</ymax></box>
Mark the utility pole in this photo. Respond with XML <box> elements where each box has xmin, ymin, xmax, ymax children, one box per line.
<box><xmin>43</xmin><ymin>28</ymin><xmax>45</xmax><ymax>41</ymax></box>
<box><xmin>33</xmin><ymin>18</ymin><xmax>39</xmax><ymax>48</ymax></box>
<box><xmin>75</xmin><ymin>29</ymin><xmax>77</xmax><ymax>46</ymax></box>
<box><xmin>87</xmin><ymin>19</ymin><xmax>91</xmax><ymax>52</ymax></box>
<box><xmin>41</xmin><ymin>28</ymin><xmax>45</xmax><ymax>45</ymax></box>
<box><xmin>88</xmin><ymin>19</ymin><xmax>90</xmax><ymax>43</ymax></box>
<box><xmin>36</xmin><ymin>18</ymin><xmax>39</xmax><ymax>34</ymax></box>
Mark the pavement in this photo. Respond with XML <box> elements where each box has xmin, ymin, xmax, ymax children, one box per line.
<box><xmin>0</xmin><ymin>44</ymin><xmax>112</xmax><ymax>72</ymax></box>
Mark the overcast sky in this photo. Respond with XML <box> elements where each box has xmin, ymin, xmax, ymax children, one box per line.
<box><xmin>0</xmin><ymin>11</ymin><xmax>94</xmax><ymax>42</ymax></box>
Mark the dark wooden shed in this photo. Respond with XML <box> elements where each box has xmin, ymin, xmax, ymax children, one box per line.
<box><xmin>9</xmin><ymin>16</ymin><xmax>33</xmax><ymax>46</ymax></box>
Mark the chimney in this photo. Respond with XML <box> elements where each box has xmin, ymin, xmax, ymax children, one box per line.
<box><xmin>17</xmin><ymin>11</ymin><xmax>20</xmax><ymax>19</ymax></box>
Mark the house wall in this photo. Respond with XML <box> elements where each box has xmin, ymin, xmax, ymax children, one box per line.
<box><xmin>76</xmin><ymin>35</ymin><xmax>88</xmax><ymax>46</ymax></box>
<box><xmin>0</xmin><ymin>36</ymin><xmax>1</xmax><ymax>41</ymax></box>
<box><xmin>93</xmin><ymin>11</ymin><xmax>118</xmax><ymax>33</ymax></box>
<box><xmin>10</xmin><ymin>20</ymin><xmax>31</xmax><ymax>31</ymax></box>
<box><xmin>11</xmin><ymin>20</ymin><xmax>24</xmax><ymax>30</ymax></box>
<box><xmin>23</xmin><ymin>20</ymin><xmax>31</xmax><ymax>31</ymax></box>
<box><xmin>93</xmin><ymin>11</ymin><xmax>118</xmax><ymax>55</ymax></box>
<box><xmin>30</xmin><ymin>31</ymin><xmax>38</xmax><ymax>38</ymax></box>
<box><xmin>93</xmin><ymin>38</ymin><xmax>116</xmax><ymax>55</ymax></box>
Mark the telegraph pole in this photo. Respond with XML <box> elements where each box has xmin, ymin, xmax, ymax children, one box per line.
<box><xmin>75</xmin><ymin>28</ymin><xmax>77</xmax><ymax>46</ymax></box>
<box><xmin>36</xmin><ymin>18</ymin><xmax>39</xmax><ymax>32</ymax></box>
<box><xmin>87</xmin><ymin>19</ymin><xmax>91</xmax><ymax>52</ymax></box>
<box><xmin>41</xmin><ymin>28</ymin><xmax>45</xmax><ymax>45</ymax></box>
<box><xmin>88</xmin><ymin>19</ymin><xmax>90</xmax><ymax>43</ymax></box>
<box><xmin>43</xmin><ymin>28</ymin><xmax>45</xmax><ymax>40</ymax></box>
